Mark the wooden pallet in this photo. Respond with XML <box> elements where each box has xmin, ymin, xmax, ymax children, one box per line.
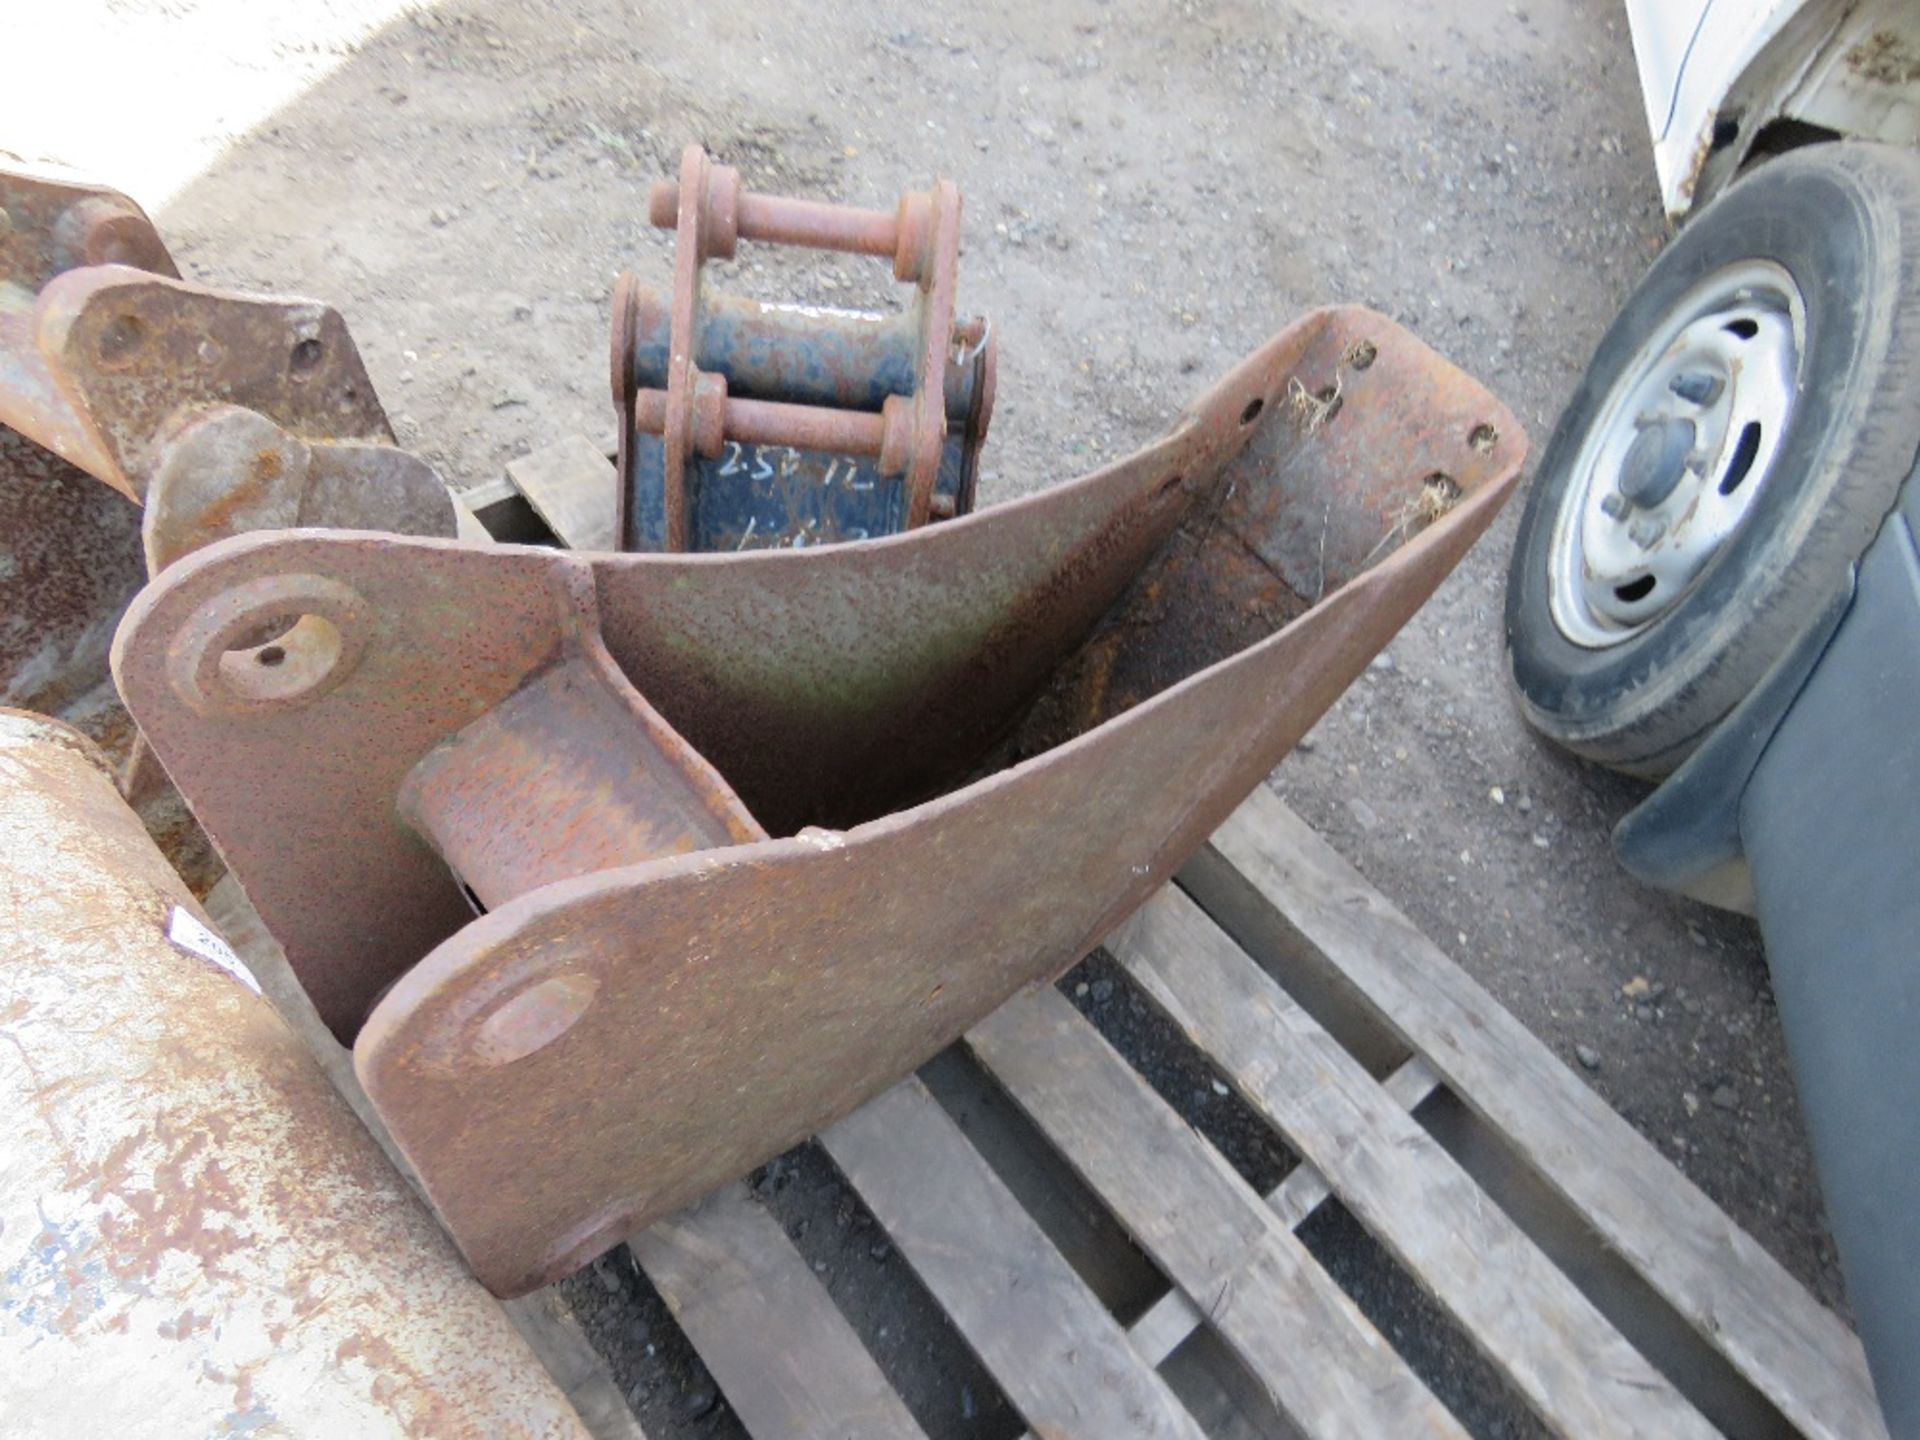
<box><xmin>226</xmin><ymin>446</ymin><xmax>1884</xmax><ymax>1439</ymax></box>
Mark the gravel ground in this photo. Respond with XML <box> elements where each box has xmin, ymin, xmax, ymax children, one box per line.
<box><xmin>12</xmin><ymin>0</ymin><xmax>1848</xmax><ymax>1432</ymax></box>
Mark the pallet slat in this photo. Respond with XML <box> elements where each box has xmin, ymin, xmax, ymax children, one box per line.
<box><xmin>1112</xmin><ymin>885</ymin><xmax>1717</xmax><ymax>1440</ymax></box>
<box><xmin>506</xmin><ymin>435</ymin><xmax>619</xmax><ymax>551</ymax></box>
<box><xmin>504</xmin><ymin>1290</ymin><xmax>653</xmax><ymax>1440</ymax></box>
<box><xmin>1119</xmin><ymin>1051</ymin><xmax>1438</xmax><ymax>1370</ymax></box>
<box><xmin>630</xmin><ymin>1186</ymin><xmax>926</xmax><ymax>1440</ymax></box>
<box><xmin>1269</xmin><ymin>1055</ymin><xmax>1439</xmax><ymax>1227</ymax></box>
<box><xmin>967</xmin><ymin>987</ymin><xmax>1466</xmax><ymax>1440</ymax></box>
<box><xmin>823</xmin><ymin>1078</ymin><xmax>1205</xmax><ymax>1440</ymax></box>
<box><xmin>1195</xmin><ymin>788</ymin><xmax>1887</xmax><ymax>1440</ymax></box>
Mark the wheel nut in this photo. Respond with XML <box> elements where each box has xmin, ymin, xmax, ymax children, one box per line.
<box><xmin>1669</xmin><ymin>371</ymin><xmax>1724</xmax><ymax>407</ymax></box>
<box><xmin>1599</xmin><ymin>491</ymin><xmax>1632</xmax><ymax>520</ymax></box>
<box><xmin>1627</xmin><ymin>514</ymin><xmax>1667</xmax><ymax>548</ymax></box>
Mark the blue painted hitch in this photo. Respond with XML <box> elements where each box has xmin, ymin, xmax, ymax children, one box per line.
<box><xmin>611</xmin><ymin>145</ymin><xmax>995</xmax><ymax>552</ymax></box>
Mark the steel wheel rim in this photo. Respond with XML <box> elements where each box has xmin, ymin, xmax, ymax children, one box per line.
<box><xmin>1547</xmin><ymin>260</ymin><xmax>1804</xmax><ymax>650</ymax></box>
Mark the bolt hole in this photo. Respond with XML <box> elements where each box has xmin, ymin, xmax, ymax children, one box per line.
<box><xmin>1419</xmin><ymin>472</ymin><xmax>1463</xmax><ymax>521</ymax></box>
<box><xmin>1719</xmin><ymin>421</ymin><xmax>1762</xmax><ymax>496</ymax></box>
<box><xmin>1468</xmin><ymin>422</ymin><xmax>1498</xmax><ymax>453</ymax></box>
<box><xmin>1239</xmin><ymin>396</ymin><xmax>1265</xmax><ymax>426</ymax></box>
<box><xmin>97</xmin><ymin>313</ymin><xmax>146</xmax><ymax>364</ymax></box>
<box><xmin>172</xmin><ymin>575</ymin><xmax>367</xmax><ymax>716</ymax></box>
<box><xmin>1312</xmin><ymin>384</ymin><xmax>1345</xmax><ymax>426</ymax></box>
<box><xmin>1345</xmin><ymin>338</ymin><xmax>1377</xmax><ymax>370</ymax></box>
<box><xmin>290</xmin><ymin>337</ymin><xmax>324</xmax><ymax>373</ymax></box>
<box><xmin>217</xmin><ymin>613</ymin><xmax>342</xmax><ymax>705</ymax></box>
<box><xmin>1723</xmin><ymin>318</ymin><xmax>1759</xmax><ymax>341</ymax></box>
<box><xmin>1614</xmin><ymin>575</ymin><xmax>1657</xmax><ymax>603</ymax></box>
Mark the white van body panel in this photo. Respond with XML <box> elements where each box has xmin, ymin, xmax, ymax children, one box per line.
<box><xmin>1624</xmin><ymin>0</ymin><xmax>1920</xmax><ymax>218</ymax></box>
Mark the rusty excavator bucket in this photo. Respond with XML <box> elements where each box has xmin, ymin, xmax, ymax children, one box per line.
<box><xmin>2</xmin><ymin>152</ymin><xmax>1525</xmax><ymax>1300</ymax></box>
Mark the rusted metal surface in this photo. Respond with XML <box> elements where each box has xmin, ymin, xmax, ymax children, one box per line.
<box><xmin>0</xmin><ymin>171</ymin><xmax>176</xmax><ymax>290</ymax></box>
<box><xmin>115</xmin><ymin>306</ymin><xmax>1525</xmax><ymax>1295</ymax></box>
<box><xmin>0</xmin><ymin>261</ymin><xmax>393</xmax><ymax>502</ymax></box>
<box><xmin>0</xmin><ymin>424</ymin><xmax>145</xmax><ymax>715</ymax></box>
<box><xmin>398</xmin><ymin>650</ymin><xmax>763</xmax><ymax>908</ymax></box>
<box><xmin>142</xmin><ymin>402</ymin><xmax>455</xmax><ymax>571</ymax></box>
<box><xmin>1</xmin><ymin>165</ymin><xmax>456</xmax><ymax>573</ymax></box>
<box><xmin>613</xmin><ymin>145</ymin><xmax>993</xmax><ymax>550</ymax></box>
<box><xmin>0</xmin><ymin>710</ymin><xmax>589</xmax><ymax>1437</ymax></box>
<box><xmin>0</xmin><ymin>162</ymin><xmax>465</xmax><ymax>920</ymax></box>
<box><xmin>0</xmin><ymin>174</ymin><xmax>162</xmax><ymax>718</ymax></box>
<box><xmin>0</xmin><ymin>165</ymin><xmax>460</xmax><ymax>911</ymax></box>
<box><xmin>0</xmin><ymin>173</ymin><xmax>178</xmax><ymax>489</ymax></box>
<box><xmin>0</xmin><ymin>419</ymin><xmax>226</xmax><ymax>896</ymax></box>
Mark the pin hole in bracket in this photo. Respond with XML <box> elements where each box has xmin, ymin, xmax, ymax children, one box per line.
<box><xmin>166</xmin><ymin>574</ymin><xmax>370</xmax><ymax>715</ymax></box>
